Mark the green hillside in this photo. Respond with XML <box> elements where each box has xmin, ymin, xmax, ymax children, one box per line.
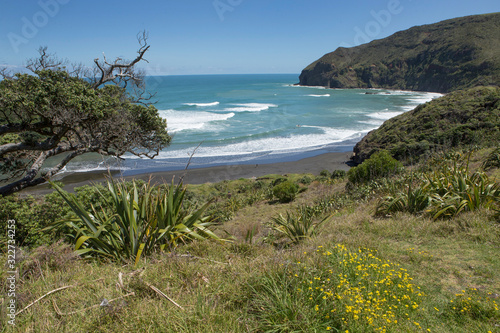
<box><xmin>299</xmin><ymin>13</ymin><xmax>500</xmax><ymax>93</ymax></box>
<box><xmin>352</xmin><ymin>86</ymin><xmax>500</xmax><ymax>164</ymax></box>
<box><xmin>1</xmin><ymin>148</ymin><xmax>499</xmax><ymax>332</ymax></box>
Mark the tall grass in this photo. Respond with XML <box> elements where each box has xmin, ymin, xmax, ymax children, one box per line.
<box><xmin>47</xmin><ymin>179</ymin><xmax>222</xmax><ymax>264</ymax></box>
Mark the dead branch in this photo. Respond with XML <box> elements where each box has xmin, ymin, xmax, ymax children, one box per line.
<box><xmin>26</xmin><ymin>46</ymin><xmax>66</xmax><ymax>72</ymax></box>
<box><xmin>15</xmin><ymin>278</ymin><xmax>104</xmax><ymax>316</ymax></box>
<box><xmin>178</xmin><ymin>141</ymin><xmax>204</xmax><ymax>186</ymax></box>
<box><xmin>91</xmin><ymin>31</ymin><xmax>150</xmax><ymax>89</ymax></box>
<box><xmin>144</xmin><ymin>282</ymin><xmax>185</xmax><ymax>310</ymax></box>
<box><xmin>15</xmin><ymin>285</ymin><xmax>76</xmax><ymax>316</ymax></box>
<box><xmin>0</xmin><ymin>67</ymin><xmax>13</xmax><ymax>80</ymax></box>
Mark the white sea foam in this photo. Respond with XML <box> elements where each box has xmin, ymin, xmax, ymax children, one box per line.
<box><xmin>406</xmin><ymin>92</ymin><xmax>443</xmax><ymax>104</ymax></box>
<box><xmin>52</xmin><ymin>160</ymin><xmax>130</xmax><ymax>175</ymax></box>
<box><xmin>400</xmin><ymin>92</ymin><xmax>443</xmax><ymax>110</ymax></box>
<box><xmin>183</xmin><ymin>101</ymin><xmax>220</xmax><ymax>107</ymax></box>
<box><xmin>382</xmin><ymin>90</ymin><xmax>416</xmax><ymax>95</ymax></box>
<box><xmin>158</xmin><ymin>109</ymin><xmax>234</xmax><ymax>133</ymax></box>
<box><xmin>358</xmin><ymin>119</ymin><xmax>385</xmax><ymax>126</ymax></box>
<box><xmin>130</xmin><ymin>126</ymin><xmax>366</xmax><ymax>161</ymax></box>
<box><xmin>366</xmin><ymin>111</ymin><xmax>404</xmax><ymax>120</ymax></box>
<box><xmin>223</xmin><ymin>103</ymin><xmax>278</xmax><ymax>112</ymax></box>
<box><xmin>306</xmin><ymin>94</ymin><xmax>331</xmax><ymax>97</ymax></box>
<box><xmin>285</xmin><ymin>84</ymin><xmax>326</xmax><ymax>89</ymax></box>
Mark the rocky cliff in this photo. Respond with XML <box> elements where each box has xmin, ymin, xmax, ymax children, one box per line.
<box><xmin>299</xmin><ymin>13</ymin><xmax>500</xmax><ymax>93</ymax></box>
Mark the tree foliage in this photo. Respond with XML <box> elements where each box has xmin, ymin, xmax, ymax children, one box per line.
<box><xmin>0</xmin><ymin>33</ymin><xmax>171</xmax><ymax>195</ymax></box>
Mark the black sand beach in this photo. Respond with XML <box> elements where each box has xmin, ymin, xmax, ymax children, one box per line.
<box><xmin>23</xmin><ymin>152</ymin><xmax>353</xmax><ymax>196</ymax></box>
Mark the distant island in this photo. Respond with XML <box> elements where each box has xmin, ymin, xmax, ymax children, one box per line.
<box><xmin>298</xmin><ymin>13</ymin><xmax>500</xmax><ymax>93</ymax></box>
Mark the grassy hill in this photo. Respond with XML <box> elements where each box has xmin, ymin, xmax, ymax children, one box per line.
<box><xmin>352</xmin><ymin>86</ymin><xmax>500</xmax><ymax>164</ymax></box>
<box><xmin>1</xmin><ymin>149</ymin><xmax>499</xmax><ymax>332</ymax></box>
<box><xmin>299</xmin><ymin>13</ymin><xmax>500</xmax><ymax>93</ymax></box>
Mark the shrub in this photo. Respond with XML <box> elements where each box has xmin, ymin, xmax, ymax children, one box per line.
<box><xmin>319</xmin><ymin>169</ymin><xmax>331</xmax><ymax>177</ymax></box>
<box><xmin>330</xmin><ymin>169</ymin><xmax>346</xmax><ymax>179</ymax></box>
<box><xmin>46</xmin><ymin>179</ymin><xmax>223</xmax><ymax>264</ymax></box>
<box><xmin>348</xmin><ymin>150</ymin><xmax>403</xmax><ymax>184</ymax></box>
<box><xmin>272</xmin><ymin>177</ymin><xmax>287</xmax><ymax>187</ymax></box>
<box><xmin>298</xmin><ymin>175</ymin><xmax>313</xmax><ymax>185</ymax></box>
<box><xmin>0</xmin><ymin>193</ymin><xmax>71</xmax><ymax>248</ymax></box>
<box><xmin>272</xmin><ymin>180</ymin><xmax>299</xmax><ymax>203</ymax></box>
<box><xmin>253</xmin><ymin>180</ymin><xmax>267</xmax><ymax>189</ymax></box>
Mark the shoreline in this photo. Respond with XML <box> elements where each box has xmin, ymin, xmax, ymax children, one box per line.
<box><xmin>23</xmin><ymin>152</ymin><xmax>353</xmax><ymax>196</ymax></box>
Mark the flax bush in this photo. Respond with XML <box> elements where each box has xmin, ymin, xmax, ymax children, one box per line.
<box><xmin>47</xmin><ymin>179</ymin><xmax>222</xmax><ymax>265</ymax></box>
<box><xmin>267</xmin><ymin>206</ymin><xmax>330</xmax><ymax>244</ymax></box>
<box><xmin>376</xmin><ymin>152</ymin><xmax>500</xmax><ymax>219</ymax></box>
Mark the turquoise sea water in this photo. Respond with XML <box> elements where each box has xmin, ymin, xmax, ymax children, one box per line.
<box><xmin>62</xmin><ymin>74</ymin><xmax>442</xmax><ymax>175</ymax></box>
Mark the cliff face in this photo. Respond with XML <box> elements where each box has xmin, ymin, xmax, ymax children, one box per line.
<box><xmin>299</xmin><ymin>13</ymin><xmax>500</xmax><ymax>93</ymax></box>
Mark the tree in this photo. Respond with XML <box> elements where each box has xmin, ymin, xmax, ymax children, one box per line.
<box><xmin>0</xmin><ymin>33</ymin><xmax>171</xmax><ymax>196</ymax></box>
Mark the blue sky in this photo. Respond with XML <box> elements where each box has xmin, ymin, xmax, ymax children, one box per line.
<box><xmin>1</xmin><ymin>0</ymin><xmax>499</xmax><ymax>75</ymax></box>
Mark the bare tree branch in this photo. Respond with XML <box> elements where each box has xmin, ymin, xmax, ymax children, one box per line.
<box><xmin>91</xmin><ymin>31</ymin><xmax>150</xmax><ymax>90</ymax></box>
<box><xmin>26</xmin><ymin>46</ymin><xmax>66</xmax><ymax>72</ymax></box>
<box><xmin>0</xmin><ymin>67</ymin><xmax>13</xmax><ymax>80</ymax></box>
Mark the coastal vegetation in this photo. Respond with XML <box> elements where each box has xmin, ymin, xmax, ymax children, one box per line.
<box><xmin>347</xmin><ymin>150</ymin><xmax>403</xmax><ymax>184</ymax></box>
<box><xmin>1</xmin><ymin>147</ymin><xmax>499</xmax><ymax>332</ymax></box>
<box><xmin>0</xmin><ymin>33</ymin><xmax>170</xmax><ymax>196</ymax></box>
<box><xmin>299</xmin><ymin>12</ymin><xmax>500</xmax><ymax>93</ymax></box>
<box><xmin>46</xmin><ymin>179</ymin><xmax>222</xmax><ymax>265</ymax></box>
<box><xmin>352</xmin><ymin>86</ymin><xmax>500</xmax><ymax>164</ymax></box>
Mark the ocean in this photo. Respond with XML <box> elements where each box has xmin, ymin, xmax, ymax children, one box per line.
<box><xmin>61</xmin><ymin>74</ymin><xmax>442</xmax><ymax>176</ymax></box>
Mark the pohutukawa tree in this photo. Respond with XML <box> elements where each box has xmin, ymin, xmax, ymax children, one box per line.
<box><xmin>0</xmin><ymin>32</ymin><xmax>171</xmax><ymax>196</ymax></box>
